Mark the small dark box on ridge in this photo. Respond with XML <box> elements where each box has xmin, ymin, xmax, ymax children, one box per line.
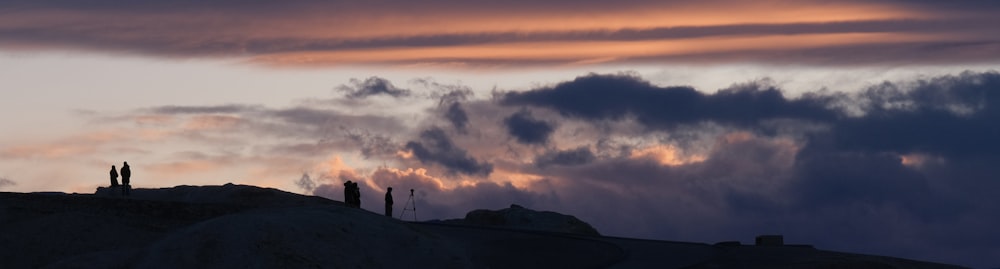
<box><xmin>755</xmin><ymin>235</ymin><xmax>784</xmax><ymax>246</ymax></box>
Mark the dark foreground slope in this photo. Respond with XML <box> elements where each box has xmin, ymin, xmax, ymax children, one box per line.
<box><xmin>0</xmin><ymin>185</ymin><xmax>967</xmax><ymax>268</ymax></box>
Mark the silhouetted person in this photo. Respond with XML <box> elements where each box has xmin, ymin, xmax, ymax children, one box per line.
<box><xmin>121</xmin><ymin>161</ymin><xmax>131</xmax><ymax>197</ymax></box>
<box><xmin>109</xmin><ymin>165</ymin><xmax>119</xmax><ymax>187</ymax></box>
<box><xmin>385</xmin><ymin>187</ymin><xmax>393</xmax><ymax>217</ymax></box>
<box><xmin>352</xmin><ymin>182</ymin><xmax>361</xmax><ymax>208</ymax></box>
<box><xmin>344</xmin><ymin>180</ymin><xmax>354</xmax><ymax>207</ymax></box>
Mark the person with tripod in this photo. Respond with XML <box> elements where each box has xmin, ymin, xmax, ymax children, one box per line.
<box><xmin>400</xmin><ymin>189</ymin><xmax>417</xmax><ymax>221</ymax></box>
<box><xmin>384</xmin><ymin>187</ymin><xmax>393</xmax><ymax>217</ymax></box>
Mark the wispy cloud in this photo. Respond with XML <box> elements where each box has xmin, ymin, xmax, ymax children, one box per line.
<box><xmin>337</xmin><ymin>77</ymin><xmax>412</xmax><ymax>99</ymax></box>
<box><xmin>3</xmin><ymin>1</ymin><xmax>998</xmax><ymax>66</ymax></box>
<box><xmin>0</xmin><ymin>177</ymin><xmax>15</xmax><ymax>189</ymax></box>
<box><xmin>0</xmin><ymin>130</ymin><xmax>131</xmax><ymax>159</ymax></box>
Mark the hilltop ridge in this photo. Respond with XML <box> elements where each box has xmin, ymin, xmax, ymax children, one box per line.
<box><xmin>0</xmin><ymin>184</ymin><xmax>967</xmax><ymax>268</ymax></box>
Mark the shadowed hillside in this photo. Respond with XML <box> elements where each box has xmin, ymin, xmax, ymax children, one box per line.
<box><xmin>0</xmin><ymin>184</ymin><xmax>967</xmax><ymax>268</ymax></box>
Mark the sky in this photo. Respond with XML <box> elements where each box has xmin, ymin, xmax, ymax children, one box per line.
<box><xmin>1</xmin><ymin>0</ymin><xmax>999</xmax><ymax>267</ymax></box>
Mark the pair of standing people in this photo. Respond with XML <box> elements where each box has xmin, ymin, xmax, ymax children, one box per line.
<box><xmin>109</xmin><ymin>162</ymin><xmax>132</xmax><ymax>196</ymax></box>
<box><xmin>343</xmin><ymin>180</ymin><xmax>361</xmax><ymax>208</ymax></box>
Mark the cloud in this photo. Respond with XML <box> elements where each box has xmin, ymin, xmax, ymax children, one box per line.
<box><xmin>416</xmin><ymin>80</ymin><xmax>476</xmax><ymax>134</ymax></box>
<box><xmin>0</xmin><ymin>177</ymin><xmax>15</xmax><ymax>189</ymax></box>
<box><xmin>0</xmin><ymin>130</ymin><xmax>129</xmax><ymax>159</ymax></box>
<box><xmin>3</xmin><ymin>1</ymin><xmax>1000</xmax><ymax>66</ymax></box>
<box><xmin>404</xmin><ymin>127</ymin><xmax>493</xmax><ymax>176</ymax></box>
<box><xmin>500</xmin><ymin>73</ymin><xmax>839</xmax><ymax>129</ymax></box>
<box><xmin>149</xmin><ymin>104</ymin><xmax>262</xmax><ymax>115</ymax></box>
<box><xmin>337</xmin><ymin>77</ymin><xmax>412</xmax><ymax>99</ymax></box>
<box><xmin>11</xmin><ymin>71</ymin><xmax>1000</xmax><ymax>267</ymax></box>
<box><xmin>787</xmin><ymin>150</ymin><xmax>937</xmax><ymax>212</ymax></box>
<box><xmin>495</xmin><ymin>72</ymin><xmax>1000</xmax><ymax>267</ymax></box>
<box><xmin>313</xmin><ymin>166</ymin><xmax>554</xmax><ymax>222</ymax></box>
<box><xmin>269</xmin><ymin>107</ymin><xmax>396</xmax><ymax>128</ymax></box>
<box><xmin>533</xmin><ymin>146</ymin><xmax>595</xmax><ymax>167</ymax></box>
<box><xmin>827</xmin><ymin>71</ymin><xmax>1000</xmax><ymax>158</ymax></box>
<box><xmin>443</xmin><ymin>103</ymin><xmax>470</xmax><ymax>134</ymax></box>
<box><xmin>368</xmin><ymin>167</ymin><xmax>446</xmax><ymax>194</ymax></box>
<box><xmin>183</xmin><ymin>115</ymin><xmax>243</xmax><ymax>131</ymax></box>
<box><xmin>423</xmin><ymin>82</ymin><xmax>475</xmax><ymax>107</ymax></box>
<box><xmin>135</xmin><ymin>104</ymin><xmax>408</xmax><ymax>159</ymax></box>
<box><xmin>503</xmin><ymin>109</ymin><xmax>555</xmax><ymax>145</ymax></box>
<box><xmin>295</xmin><ymin>172</ymin><xmax>316</xmax><ymax>193</ymax></box>
<box><xmin>341</xmin><ymin>128</ymin><xmax>400</xmax><ymax>159</ymax></box>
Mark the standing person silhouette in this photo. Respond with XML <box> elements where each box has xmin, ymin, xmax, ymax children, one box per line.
<box><xmin>120</xmin><ymin>161</ymin><xmax>131</xmax><ymax>197</ymax></box>
<box><xmin>384</xmin><ymin>187</ymin><xmax>394</xmax><ymax>217</ymax></box>
<box><xmin>352</xmin><ymin>182</ymin><xmax>361</xmax><ymax>208</ymax></box>
<box><xmin>109</xmin><ymin>165</ymin><xmax>119</xmax><ymax>187</ymax></box>
<box><xmin>343</xmin><ymin>180</ymin><xmax>354</xmax><ymax>207</ymax></box>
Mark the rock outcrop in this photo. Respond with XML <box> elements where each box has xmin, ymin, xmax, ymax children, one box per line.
<box><xmin>447</xmin><ymin>204</ymin><xmax>601</xmax><ymax>236</ymax></box>
<box><xmin>94</xmin><ymin>183</ymin><xmax>335</xmax><ymax>207</ymax></box>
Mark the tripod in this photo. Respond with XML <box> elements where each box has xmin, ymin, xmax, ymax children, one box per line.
<box><xmin>399</xmin><ymin>189</ymin><xmax>417</xmax><ymax>221</ymax></box>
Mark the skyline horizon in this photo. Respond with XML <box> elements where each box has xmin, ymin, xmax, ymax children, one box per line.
<box><xmin>2</xmin><ymin>1</ymin><xmax>1000</xmax><ymax>267</ymax></box>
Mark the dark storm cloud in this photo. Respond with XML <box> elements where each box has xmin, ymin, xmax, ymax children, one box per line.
<box><xmin>337</xmin><ymin>77</ymin><xmax>411</xmax><ymax>99</ymax></box>
<box><xmin>501</xmin><ymin>73</ymin><xmax>839</xmax><ymax>129</ymax></box>
<box><xmin>789</xmin><ymin>150</ymin><xmax>933</xmax><ymax>209</ymax></box>
<box><xmin>517</xmin><ymin>134</ymin><xmax>800</xmax><ymax>239</ymax></box>
<box><xmin>534</xmin><ymin>146</ymin><xmax>596</xmax><ymax>167</ymax></box>
<box><xmin>443</xmin><ymin>103</ymin><xmax>470</xmax><ymax>134</ymax></box>
<box><xmin>829</xmin><ymin>71</ymin><xmax>1000</xmax><ymax>158</ymax></box>
<box><xmin>503</xmin><ymin>109</ymin><xmax>556</xmax><ymax>145</ymax></box>
<box><xmin>526</xmin><ymin>129</ymin><xmax>998</xmax><ymax>267</ymax></box>
<box><xmin>405</xmin><ymin>127</ymin><xmax>493</xmax><ymax>176</ymax></box>
<box><xmin>484</xmin><ymin>71</ymin><xmax>1000</xmax><ymax>268</ymax></box>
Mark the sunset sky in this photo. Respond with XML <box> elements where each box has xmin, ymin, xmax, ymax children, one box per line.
<box><xmin>2</xmin><ymin>1</ymin><xmax>999</xmax><ymax>267</ymax></box>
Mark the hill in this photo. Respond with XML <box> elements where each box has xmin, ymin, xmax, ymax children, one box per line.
<box><xmin>0</xmin><ymin>184</ymin><xmax>967</xmax><ymax>268</ymax></box>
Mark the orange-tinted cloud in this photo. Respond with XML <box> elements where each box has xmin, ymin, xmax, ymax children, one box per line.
<box><xmin>370</xmin><ymin>167</ymin><xmax>447</xmax><ymax>191</ymax></box>
<box><xmin>252</xmin><ymin>32</ymin><xmax>970</xmax><ymax>67</ymax></box>
<box><xmin>630</xmin><ymin>144</ymin><xmax>706</xmax><ymax>166</ymax></box>
<box><xmin>3</xmin><ymin>1</ymin><xmax>998</xmax><ymax>66</ymax></box>
<box><xmin>0</xmin><ymin>130</ymin><xmax>126</xmax><ymax>159</ymax></box>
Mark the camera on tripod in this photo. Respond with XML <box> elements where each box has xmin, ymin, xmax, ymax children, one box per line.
<box><xmin>400</xmin><ymin>189</ymin><xmax>417</xmax><ymax>221</ymax></box>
